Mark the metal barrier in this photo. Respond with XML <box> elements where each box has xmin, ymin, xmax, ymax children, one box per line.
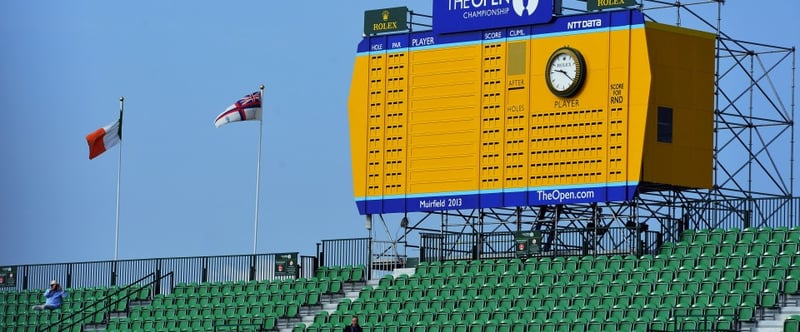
<box><xmin>371</xmin><ymin>240</ymin><xmax>408</xmax><ymax>271</ymax></box>
<box><xmin>0</xmin><ymin>253</ymin><xmax>316</xmax><ymax>293</ymax></box>
<box><xmin>317</xmin><ymin>237</ymin><xmax>371</xmax><ymax>278</ymax></box>
<box><xmin>685</xmin><ymin>197</ymin><xmax>799</xmax><ymax>231</ymax></box>
<box><xmin>419</xmin><ymin>227</ymin><xmax>662</xmax><ymax>262</ymax></box>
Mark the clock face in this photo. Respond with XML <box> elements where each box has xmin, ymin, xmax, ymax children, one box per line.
<box><xmin>546</xmin><ymin>47</ymin><xmax>586</xmax><ymax>97</ymax></box>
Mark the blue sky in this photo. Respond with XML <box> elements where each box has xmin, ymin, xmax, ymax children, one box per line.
<box><xmin>0</xmin><ymin>1</ymin><xmax>797</xmax><ymax>266</ymax></box>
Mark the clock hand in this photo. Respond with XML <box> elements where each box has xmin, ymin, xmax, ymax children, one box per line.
<box><xmin>556</xmin><ymin>69</ymin><xmax>574</xmax><ymax>81</ymax></box>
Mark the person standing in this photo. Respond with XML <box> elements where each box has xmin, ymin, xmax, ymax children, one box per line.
<box><xmin>31</xmin><ymin>280</ymin><xmax>67</xmax><ymax>310</ymax></box>
<box><xmin>343</xmin><ymin>317</ymin><xmax>363</xmax><ymax>332</ymax></box>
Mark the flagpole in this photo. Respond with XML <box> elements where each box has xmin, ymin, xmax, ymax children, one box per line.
<box><xmin>253</xmin><ymin>85</ymin><xmax>264</xmax><ymax>254</ymax></box>
<box><xmin>114</xmin><ymin>96</ymin><xmax>124</xmax><ymax>261</ymax></box>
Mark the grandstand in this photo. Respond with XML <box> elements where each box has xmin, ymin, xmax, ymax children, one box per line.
<box><xmin>1</xmin><ymin>227</ymin><xmax>799</xmax><ymax>331</ymax></box>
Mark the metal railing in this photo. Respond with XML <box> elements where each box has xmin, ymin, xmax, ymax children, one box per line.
<box><xmin>684</xmin><ymin>197</ymin><xmax>799</xmax><ymax>231</ymax></box>
<box><xmin>317</xmin><ymin>237</ymin><xmax>371</xmax><ymax>278</ymax></box>
<box><xmin>419</xmin><ymin>227</ymin><xmax>662</xmax><ymax>262</ymax></box>
<box><xmin>1</xmin><ymin>252</ymin><xmax>317</xmax><ymax>293</ymax></box>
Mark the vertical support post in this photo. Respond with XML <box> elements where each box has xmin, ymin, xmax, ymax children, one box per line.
<box><xmin>114</xmin><ymin>96</ymin><xmax>125</xmax><ymax>261</ymax></box>
<box><xmin>249</xmin><ymin>254</ymin><xmax>257</xmax><ymax>281</ymax></box>
<box><xmin>111</xmin><ymin>260</ymin><xmax>117</xmax><ymax>287</ymax></box>
<box><xmin>367</xmin><ymin>237</ymin><xmax>373</xmax><ymax>280</ymax></box>
<box><xmin>253</xmin><ymin>85</ymin><xmax>265</xmax><ymax>254</ymax></box>
<box><xmin>201</xmin><ymin>257</ymin><xmax>208</xmax><ymax>283</ymax></box>
<box><xmin>66</xmin><ymin>264</ymin><xmax>72</xmax><ymax>289</ymax></box>
<box><xmin>155</xmin><ymin>259</ymin><xmax>162</xmax><ymax>296</ymax></box>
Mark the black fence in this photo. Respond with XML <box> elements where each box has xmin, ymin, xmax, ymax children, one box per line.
<box><xmin>685</xmin><ymin>197</ymin><xmax>799</xmax><ymax>231</ymax></box>
<box><xmin>419</xmin><ymin>227</ymin><xmax>662</xmax><ymax>262</ymax></box>
<box><xmin>318</xmin><ymin>237</ymin><xmax>371</xmax><ymax>278</ymax></box>
<box><xmin>0</xmin><ymin>253</ymin><xmax>317</xmax><ymax>294</ymax></box>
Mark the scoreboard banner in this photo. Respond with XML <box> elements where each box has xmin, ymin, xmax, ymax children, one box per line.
<box><xmin>433</xmin><ymin>0</ymin><xmax>554</xmax><ymax>34</ymax></box>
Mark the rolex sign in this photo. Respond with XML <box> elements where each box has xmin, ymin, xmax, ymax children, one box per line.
<box><xmin>364</xmin><ymin>7</ymin><xmax>408</xmax><ymax>35</ymax></box>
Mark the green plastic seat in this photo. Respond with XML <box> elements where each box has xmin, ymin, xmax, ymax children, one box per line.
<box><xmin>786</xmin><ymin>276</ymin><xmax>800</xmax><ymax>294</ymax></box>
<box><xmin>788</xmin><ymin>226</ymin><xmax>800</xmax><ymax>242</ymax></box>
<box><xmin>721</xmin><ymin>228</ymin><xmax>738</xmax><ymax>242</ymax></box>
<box><xmin>709</xmin><ymin>229</ymin><xmax>724</xmax><ymax>244</ymax></box>
<box><xmin>692</xmin><ymin>228</ymin><xmax>711</xmax><ymax>245</ymax></box>
<box><xmin>759</xmin><ymin>288</ymin><xmax>777</xmax><ymax>309</ymax></box>
<box><xmin>679</xmin><ymin>230</ymin><xmax>696</xmax><ymax>243</ymax></box>
<box><xmin>701</xmin><ymin>243</ymin><xmax>717</xmax><ymax>257</ymax></box>
<box><xmin>781</xmin><ymin>242</ymin><xmax>800</xmax><ymax>256</ymax></box>
<box><xmin>738</xmin><ymin>302</ymin><xmax>756</xmax><ymax>322</ymax></box>
<box><xmin>715</xmin><ymin>243</ymin><xmax>733</xmax><ymax>257</ymax></box>
<box><xmin>784</xmin><ymin>315</ymin><xmax>800</xmax><ymax>332</ymax></box>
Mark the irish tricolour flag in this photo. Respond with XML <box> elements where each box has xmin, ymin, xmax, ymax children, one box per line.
<box><xmin>86</xmin><ymin>119</ymin><xmax>121</xmax><ymax>160</ymax></box>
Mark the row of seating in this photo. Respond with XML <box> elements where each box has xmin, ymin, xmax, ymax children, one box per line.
<box><xmin>106</xmin><ymin>314</ymin><xmax>277</xmax><ymax>332</ymax></box>
<box><xmin>661</xmin><ymin>240</ymin><xmax>797</xmax><ymax>257</ymax></box>
<box><xmin>130</xmin><ymin>302</ymin><xmax>300</xmax><ymax>320</ymax></box>
<box><xmin>156</xmin><ymin>289</ymin><xmax>324</xmax><ymax>308</ymax></box>
<box><xmin>0</xmin><ymin>286</ymin><xmax>147</xmax><ymax>305</ymax></box>
<box><xmin>377</xmin><ymin>265</ymin><xmax>797</xmax><ymax>290</ymax></box>
<box><xmin>300</xmin><ymin>315</ymin><xmax>738</xmax><ymax>332</ymax></box>
<box><xmin>172</xmin><ymin>276</ymin><xmax>353</xmax><ymax>297</ymax></box>
<box><xmin>316</xmin><ymin>265</ymin><xmax>367</xmax><ymax>282</ymax></box>
<box><xmin>415</xmin><ymin>248</ymin><xmax>799</xmax><ymax>278</ymax></box>
<box><xmin>349</xmin><ymin>288</ymin><xmax>763</xmax><ymax>309</ymax></box>
<box><xmin>680</xmin><ymin>226</ymin><xmax>800</xmax><ymax>244</ymax></box>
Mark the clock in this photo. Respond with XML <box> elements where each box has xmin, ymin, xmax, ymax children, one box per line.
<box><xmin>545</xmin><ymin>47</ymin><xmax>586</xmax><ymax>97</ymax></box>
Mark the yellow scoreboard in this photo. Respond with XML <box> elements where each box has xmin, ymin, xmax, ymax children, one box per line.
<box><xmin>348</xmin><ymin>9</ymin><xmax>715</xmax><ymax>215</ymax></box>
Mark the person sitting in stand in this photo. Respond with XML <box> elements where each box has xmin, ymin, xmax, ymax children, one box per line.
<box><xmin>31</xmin><ymin>280</ymin><xmax>67</xmax><ymax>310</ymax></box>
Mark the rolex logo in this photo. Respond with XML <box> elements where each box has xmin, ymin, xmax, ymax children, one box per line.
<box><xmin>373</xmin><ymin>9</ymin><xmax>399</xmax><ymax>31</ymax></box>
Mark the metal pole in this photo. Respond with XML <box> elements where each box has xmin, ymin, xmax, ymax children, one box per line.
<box><xmin>253</xmin><ymin>85</ymin><xmax>265</xmax><ymax>254</ymax></box>
<box><xmin>114</xmin><ymin>96</ymin><xmax>124</xmax><ymax>261</ymax></box>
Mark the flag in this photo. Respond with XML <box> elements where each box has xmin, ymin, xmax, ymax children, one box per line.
<box><xmin>86</xmin><ymin>119</ymin><xmax>121</xmax><ymax>160</ymax></box>
<box><xmin>215</xmin><ymin>91</ymin><xmax>262</xmax><ymax>128</ymax></box>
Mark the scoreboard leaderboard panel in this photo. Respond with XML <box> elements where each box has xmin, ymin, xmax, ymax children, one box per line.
<box><xmin>348</xmin><ymin>9</ymin><xmax>714</xmax><ymax>215</ymax></box>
